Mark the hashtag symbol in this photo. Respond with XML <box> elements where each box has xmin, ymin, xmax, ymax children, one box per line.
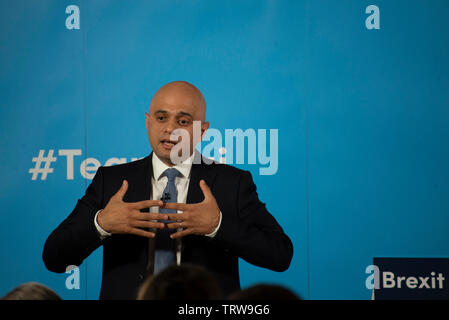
<box><xmin>29</xmin><ymin>150</ymin><xmax>57</xmax><ymax>180</ymax></box>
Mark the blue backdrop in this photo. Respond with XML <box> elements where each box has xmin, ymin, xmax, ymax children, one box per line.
<box><xmin>1</xmin><ymin>0</ymin><xmax>448</xmax><ymax>300</ymax></box>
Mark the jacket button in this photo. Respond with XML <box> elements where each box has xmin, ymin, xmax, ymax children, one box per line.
<box><xmin>138</xmin><ymin>274</ymin><xmax>144</xmax><ymax>281</ymax></box>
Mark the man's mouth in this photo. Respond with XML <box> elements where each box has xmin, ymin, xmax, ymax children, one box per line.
<box><xmin>160</xmin><ymin>139</ymin><xmax>179</xmax><ymax>149</ymax></box>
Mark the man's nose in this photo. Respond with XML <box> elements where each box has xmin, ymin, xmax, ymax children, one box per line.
<box><xmin>163</xmin><ymin>118</ymin><xmax>178</xmax><ymax>134</ymax></box>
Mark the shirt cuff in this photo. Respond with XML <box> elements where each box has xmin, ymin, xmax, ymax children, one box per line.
<box><xmin>205</xmin><ymin>211</ymin><xmax>222</xmax><ymax>238</ymax></box>
<box><xmin>94</xmin><ymin>209</ymin><xmax>111</xmax><ymax>239</ymax></box>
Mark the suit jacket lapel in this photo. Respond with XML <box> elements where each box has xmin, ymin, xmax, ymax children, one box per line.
<box><xmin>186</xmin><ymin>152</ymin><xmax>218</xmax><ymax>204</ymax></box>
<box><xmin>126</xmin><ymin>153</ymin><xmax>153</xmax><ymax>205</ymax></box>
<box><xmin>182</xmin><ymin>153</ymin><xmax>218</xmax><ymax>258</ymax></box>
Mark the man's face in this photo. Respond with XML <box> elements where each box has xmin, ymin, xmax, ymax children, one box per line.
<box><xmin>146</xmin><ymin>83</ymin><xmax>209</xmax><ymax>166</ymax></box>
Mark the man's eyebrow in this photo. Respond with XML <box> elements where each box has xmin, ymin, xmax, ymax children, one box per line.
<box><xmin>178</xmin><ymin>111</ymin><xmax>193</xmax><ymax>118</ymax></box>
<box><xmin>153</xmin><ymin>110</ymin><xmax>193</xmax><ymax>118</ymax></box>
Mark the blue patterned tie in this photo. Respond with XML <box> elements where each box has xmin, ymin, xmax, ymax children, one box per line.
<box><xmin>154</xmin><ymin>168</ymin><xmax>180</xmax><ymax>275</ymax></box>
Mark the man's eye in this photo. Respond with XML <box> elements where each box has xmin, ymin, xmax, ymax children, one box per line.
<box><xmin>156</xmin><ymin>116</ymin><xmax>165</xmax><ymax>121</ymax></box>
<box><xmin>179</xmin><ymin>119</ymin><xmax>190</xmax><ymax>125</ymax></box>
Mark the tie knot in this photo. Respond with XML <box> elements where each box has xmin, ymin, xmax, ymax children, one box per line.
<box><xmin>162</xmin><ymin>168</ymin><xmax>180</xmax><ymax>182</ymax></box>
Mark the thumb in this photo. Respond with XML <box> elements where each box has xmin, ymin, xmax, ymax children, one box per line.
<box><xmin>199</xmin><ymin>179</ymin><xmax>213</xmax><ymax>201</ymax></box>
<box><xmin>114</xmin><ymin>180</ymin><xmax>128</xmax><ymax>201</ymax></box>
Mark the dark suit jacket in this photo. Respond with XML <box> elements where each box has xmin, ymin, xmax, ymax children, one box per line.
<box><xmin>42</xmin><ymin>153</ymin><xmax>293</xmax><ymax>299</ymax></box>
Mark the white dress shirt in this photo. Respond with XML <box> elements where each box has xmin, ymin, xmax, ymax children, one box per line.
<box><xmin>94</xmin><ymin>153</ymin><xmax>222</xmax><ymax>265</ymax></box>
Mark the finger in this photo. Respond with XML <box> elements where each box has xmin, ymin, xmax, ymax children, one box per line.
<box><xmin>166</xmin><ymin>221</ymin><xmax>191</xmax><ymax>229</ymax></box>
<box><xmin>132</xmin><ymin>199</ymin><xmax>164</xmax><ymax>210</ymax></box>
<box><xmin>170</xmin><ymin>228</ymin><xmax>194</xmax><ymax>239</ymax></box>
<box><xmin>199</xmin><ymin>179</ymin><xmax>213</xmax><ymax>200</ymax></box>
<box><xmin>134</xmin><ymin>212</ymin><xmax>169</xmax><ymax>222</ymax></box>
<box><xmin>114</xmin><ymin>180</ymin><xmax>128</xmax><ymax>201</ymax></box>
<box><xmin>131</xmin><ymin>220</ymin><xmax>165</xmax><ymax>230</ymax></box>
<box><xmin>129</xmin><ymin>228</ymin><xmax>155</xmax><ymax>238</ymax></box>
<box><xmin>161</xmin><ymin>202</ymin><xmax>188</xmax><ymax>211</ymax></box>
<box><xmin>164</xmin><ymin>213</ymin><xmax>186</xmax><ymax>222</ymax></box>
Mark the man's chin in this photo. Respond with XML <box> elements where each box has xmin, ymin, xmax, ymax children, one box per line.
<box><xmin>153</xmin><ymin>150</ymin><xmax>181</xmax><ymax>166</ymax></box>
<box><xmin>153</xmin><ymin>149</ymin><xmax>174</xmax><ymax>165</ymax></box>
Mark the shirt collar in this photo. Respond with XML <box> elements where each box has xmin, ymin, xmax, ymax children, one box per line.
<box><xmin>152</xmin><ymin>152</ymin><xmax>193</xmax><ymax>180</ymax></box>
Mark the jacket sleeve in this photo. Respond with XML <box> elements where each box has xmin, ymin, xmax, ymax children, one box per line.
<box><xmin>213</xmin><ymin>170</ymin><xmax>293</xmax><ymax>272</ymax></box>
<box><xmin>42</xmin><ymin>167</ymin><xmax>105</xmax><ymax>273</ymax></box>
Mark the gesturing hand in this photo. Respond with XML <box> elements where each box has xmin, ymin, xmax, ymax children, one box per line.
<box><xmin>163</xmin><ymin>180</ymin><xmax>221</xmax><ymax>239</ymax></box>
<box><xmin>97</xmin><ymin>180</ymin><xmax>168</xmax><ymax>238</ymax></box>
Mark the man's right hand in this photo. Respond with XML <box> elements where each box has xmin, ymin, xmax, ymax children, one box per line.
<box><xmin>97</xmin><ymin>180</ymin><xmax>167</xmax><ymax>238</ymax></box>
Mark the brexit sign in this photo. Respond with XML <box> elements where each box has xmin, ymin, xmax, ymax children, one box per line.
<box><xmin>366</xmin><ymin>258</ymin><xmax>449</xmax><ymax>300</ymax></box>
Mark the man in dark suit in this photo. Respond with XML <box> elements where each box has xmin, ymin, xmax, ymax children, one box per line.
<box><xmin>43</xmin><ymin>81</ymin><xmax>293</xmax><ymax>299</ymax></box>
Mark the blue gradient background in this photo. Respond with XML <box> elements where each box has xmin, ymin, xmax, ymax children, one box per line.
<box><xmin>0</xmin><ymin>0</ymin><xmax>448</xmax><ymax>299</ymax></box>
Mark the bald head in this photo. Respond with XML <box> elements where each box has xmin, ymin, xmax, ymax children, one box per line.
<box><xmin>150</xmin><ymin>81</ymin><xmax>206</xmax><ymax>122</ymax></box>
<box><xmin>145</xmin><ymin>81</ymin><xmax>210</xmax><ymax>166</ymax></box>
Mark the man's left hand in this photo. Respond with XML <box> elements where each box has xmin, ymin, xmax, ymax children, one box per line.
<box><xmin>162</xmin><ymin>179</ymin><xmax>220</xmax><ymax>238</ymax></box>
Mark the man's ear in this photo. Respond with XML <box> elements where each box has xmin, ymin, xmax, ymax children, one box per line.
<box><xmin>145</xmin><ymin>112</ymin><xmax>150</xmax><ymax>129</ymax></box>
<box><xmin>201</xmin><ymin>121</ymin><xmax>210</xmax><ymax>139</ymax></box>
